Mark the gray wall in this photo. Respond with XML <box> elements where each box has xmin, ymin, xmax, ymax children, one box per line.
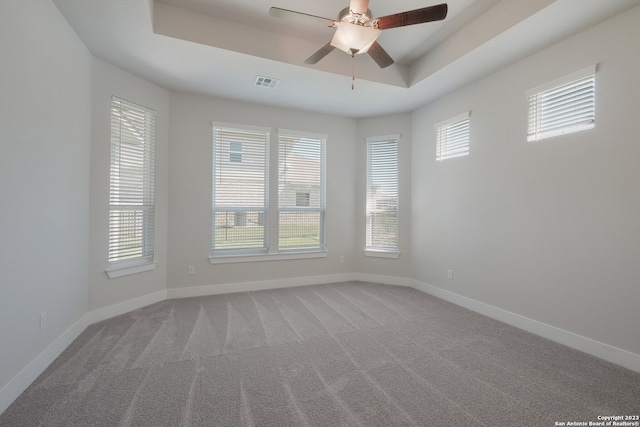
<box><xmin>0</xmin><ymin>0</ymin><xmax>91</xmax><ymax>393</ymax></box>
<box><xmin>411</xmin><ymin>5</ymin><xmax>640</xmax><ymax>356</ymax></box>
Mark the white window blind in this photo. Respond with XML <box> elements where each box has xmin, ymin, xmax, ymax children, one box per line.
<box><xmin>278</xmin><ymin>130</ymin><xmax>326</xmax><ymax>251</ymax></box>
<box><xmin>212</xmin><ymin>123</ymin><xmax>269</xmax><ymax>253</ymax></box>
<box><xmin>527</xmin><ymin>65</ymin><xmax>596</xmax><ymax>142</ymax></box>
<box><xmin>366</xmin><ymin>136</ymin><xmax>399</xmax><ymax>252</ymax></box>
<box><xmin>109</xmin><ymin>97</ymin><xmax>156</xmax><ymax>266</ymax></box>
<box><xmin>436</xmin><ymin>112</ymin><xmax>470</xmax><ymax>161</ymax></box>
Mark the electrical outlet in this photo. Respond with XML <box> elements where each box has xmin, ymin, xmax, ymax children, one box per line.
<box><xmin>339</xmin><ymin>256</ymin><xmax>344</xmax><ymax>264</ymax></box>
<box><xmin>188</xmin><ymin>265</ymin><xmax>195</xmax><ymax>275</ymax></box>
<box><xmin>40</xmin><ymin>312</ymin><xmax>46</xmax><ymax>330</ymax></box>
<box><xmin>447</xmin><ymin>269</ymin><xmax>453</xmax><ymax>280</ymax></box>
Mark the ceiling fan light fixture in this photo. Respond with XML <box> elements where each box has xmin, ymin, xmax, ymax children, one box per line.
<box><xmin>269</xmin><ymin>2</ymin><xmax>448</xmax><ymax>68</ymax></box>
<box><xmin>330</xmin><ymin>22</ymin><xmax>380</xmax><ymax>55</ymax></box>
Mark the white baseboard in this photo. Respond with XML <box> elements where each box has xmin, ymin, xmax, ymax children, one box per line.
<box><xmin>0</xmin><ymin>313</ymin><xmax>91</xmax><ymax>415</ymax></box>
<box><xmin>0</xmin><ymin>290</ymin><xmax>168</xmax><ymax>416</ymax></box>
<box><xmin>89</xmin><ymin>290</ymin><xmax>168</xmax><ymax>324</ymax></box>
<box><xmin>167</xmin><ymin>273</ymin><xmax>356</xmax><ymax>299</ymax></box>
<box><xmin>353</xmin><ymin>273</ymin><xmax>413</xmax><ymax>287</ymax></box>
<box><xmin>410</xmin><ymin>279</ymin><xmax>640</xmax><ymax>374</ymax></box>
<box><xmin>4</xmin><ymin>274</ymin><xmax>639</xmax><ymax>417</ymax></box>
<box><xmin>167</xmin><ymin>273</ymin><xmax>416</xmax><ymax>300</ymax></box>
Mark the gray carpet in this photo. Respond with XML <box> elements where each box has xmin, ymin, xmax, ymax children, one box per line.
<box><xmin>1</xmin><ymin>281</ymin><xmax>639</xmax><ymax>426</ymax></box>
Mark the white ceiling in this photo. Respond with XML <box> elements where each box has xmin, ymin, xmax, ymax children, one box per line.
<box><xmin>53</xmin><ymin>0</ymin><xmax>638</xmax><ymax>118</ymax></box>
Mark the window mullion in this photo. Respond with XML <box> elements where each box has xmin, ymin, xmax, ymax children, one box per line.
<box><xmin>268</xmin><ymin>129</ymin><xmax>279</xmax><ymax>254</ymax></box>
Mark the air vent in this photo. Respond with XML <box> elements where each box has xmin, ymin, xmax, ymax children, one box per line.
<box><xmin>255</xmin><ymin>76</ymin><xmax>279</xmax><ymax>89</ymax></box>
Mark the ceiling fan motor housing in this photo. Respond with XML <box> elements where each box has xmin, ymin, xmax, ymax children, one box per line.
<box><xmin>338</xmin><ymin>7</ymin><xmax>375</xmax><ymax>27</ymax></box>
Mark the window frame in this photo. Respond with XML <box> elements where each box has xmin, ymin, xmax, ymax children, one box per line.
<box><xmin>526</xmin><ymin>65</ymin><xmax>596</xmax><ymax>142</ymax></box>
<box><xmin>277</xmin><ymin>129</ymin><xmax>327</xmax><ymax>253</ymax></box>
<box><xmin>211</xmin><ymin>122</ymin><xmax>270</xmax><ymax>258</ymax></box>
<box><xmin>106</xmin><ymin>96</ymin><xmax>157</xmax><ymax>278</ymax></box>
<box><xmin>209</xmin><ymin>124</ymin><xmax>328</xmax><ymax>264</ymax></box>
<box><xmin>365</xmin><ymin>134</ymin><xmax>400</xmax><ymax>258</ymax></box>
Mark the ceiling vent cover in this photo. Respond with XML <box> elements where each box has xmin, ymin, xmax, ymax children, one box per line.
<box><xmin>255</xmin><ymin>76</ymin><xmax>279</xmax><ymax>89</ymax></box>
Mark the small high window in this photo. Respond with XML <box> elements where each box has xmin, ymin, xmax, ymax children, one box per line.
<box><xmin>436</xmin><ymin>112</ymin><xmax>470</xmax><ymax>161</ymax></box>
<box><xmin>527</xmin><ymin>65</ymin><xmax>596</xmax><ymax>142</ymax></box>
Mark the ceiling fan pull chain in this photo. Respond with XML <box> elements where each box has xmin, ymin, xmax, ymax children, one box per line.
<box><xmin>352</xmin><ymin>54</ymin><xmax>355</xmax><ymax>90</ymax></box>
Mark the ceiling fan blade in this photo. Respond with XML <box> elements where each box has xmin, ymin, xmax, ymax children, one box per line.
<box><xmin>304</xmin><ymin>43</ymin><xmax>336</xmax><ymax>65</ymax></box>
<box><xmin>376</xmin><ymin>3</ymin><xmax>448</xmax><ymax>30</ymax></box>
<box><xmin>367</xmin><ymin>41</ymin><xmax>394</xmax><ymax>68</ymax></box>
<box><xmin>269</xmin><ymin>7</ymin><xmax>336</xmax><ymax>27</ymax></box>
<box><xmin>349</xmin><ymin>0</ymin><xmax>370</xmax><ymax>14</ymax></box>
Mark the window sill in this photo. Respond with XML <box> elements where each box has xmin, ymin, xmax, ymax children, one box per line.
<box><xmin>209</xmin><ymin>251</ymin><xmax>328</xmax><ymax>264</ymax></box>
<box><xmin>364</xmin><ymin>250</ymin><xmax>400</xmax><ymax>259</ymax></box>
<box><xmin>106</xmin><ymin>261</ymin><xmax>157</xmax><ymax>278</ymax></box>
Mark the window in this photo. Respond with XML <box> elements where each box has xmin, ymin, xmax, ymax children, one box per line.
<box><xmin>366</xmin><ymin>135</ymin><xmax>399</xmax><ymax>254</ymax></box>
<box><xmin>527</xmin><ymin>65</ymin><xmax>596</xmax><ymax>142</ymax></box>
<box><xmin>212</xmin><ymin>123</ymin><xmax>269</xmax><ymax>254</ymax></box>
<box><xmin>278</xmin><ymin>130</ymin><xmax>326</xmax><ymax>251</ymax></box>
<box><xmin>436</xmin><ymin>112</ymin><xmax>470</xmax><ymax>161</ymax></box>
<box><xmin>296</xmin><ymin>192</ymin><xmax>310</xmax><ymax>207</ymax></box>
<box><xmin>211</xmin><ymin>124</ymin><xmax>327</xmax><ymax>261</ymax></box>
<box><xmin>108</xmin><ymin>97</ymin><xmax>156</xmax><ymax>274</ymax></box>
<box><xmin>229</xmin><ymin>141</ymin><xmax>242</xmax><ymax>163</ymax></box>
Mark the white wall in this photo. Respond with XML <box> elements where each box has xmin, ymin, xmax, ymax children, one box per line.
<box><xmin>411</xmin><ymin>6</ymin><xmax>640</xmax><ymax>356</ymax></box>
<box><xmin>356</xmin><ymin>113</ymin><xmax>413</xmax><ymax>280</ymax></box>
<box><xmin>168</xmin><ymin>92</ymin><xmax>357</xmax><ymax>291</ymax></box>
<box><xmin>0</xmin><ymin>0</ymin><xmax>91</xmax><ymax>406</ymax></box>
<box><xmin>89</xmin><ymin>58</ymin><xmax>170</xmax><ymax>311</ymax></box>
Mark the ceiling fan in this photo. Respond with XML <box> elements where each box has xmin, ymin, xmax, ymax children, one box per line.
<box><xmin>269</xmin><ymin>0</ymin><xmax>448</xmax><ymax>68</ymax></box>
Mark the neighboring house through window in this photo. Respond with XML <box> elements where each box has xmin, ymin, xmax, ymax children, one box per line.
<box><xmin>296</xmin><ymin>192</ymin><xmax>310</xmax><ymax>207</ymax></box>
<box><xmin>211</xmin><ymin>123</ymin><xmax>327</xmax><ymax>260</ymax></box>
<box><xmin>229</xmin><ymin>141</ymin><xmax>242</xmax><ymax>163</ymax></box>
<box><xmin>278</xmin><ymin>130</ymin><xmax>326</xmax><ymax>251</ymax></box>
<box><xmin>212</xmin><ymin>123</ymin><xmax>269</xmax><ymax>253</ymax></box>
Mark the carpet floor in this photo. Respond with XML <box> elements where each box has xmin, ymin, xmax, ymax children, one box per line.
<box><xmin>1</xmin><ymin>281</ymin><xmax>639</xmax><ymax>426</ymax></box>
